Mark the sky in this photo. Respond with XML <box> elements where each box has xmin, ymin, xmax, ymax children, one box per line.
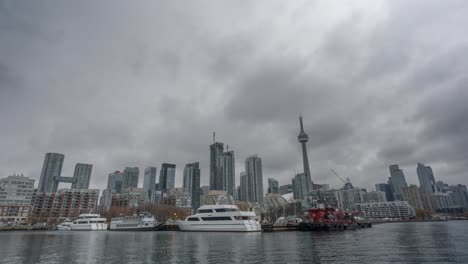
<box><xmin>1</xmin><ymin>0</ymin><xmax>467</xmax><ymax>192</ymax></box>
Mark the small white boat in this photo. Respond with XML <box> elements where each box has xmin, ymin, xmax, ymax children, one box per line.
<box><xmin>70</xmin><ymin>214</ymin><xmax>108</xmax><ymax>231</ymax></box>
<box><xmin>56</xmin><ymin>221</ymin><xmax>73</xmax><ymax>231</ymax></box>
<box><xmin>177</xmin><ymin>205</ymin><xmax>261</xmax><ymax>232</ymax></box>
<box><xmin>110</xmin><ymin>213</ymin><xmax>158</xmax><ymax>231</ymax></box>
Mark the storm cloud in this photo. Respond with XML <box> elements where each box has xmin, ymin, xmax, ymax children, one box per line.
<box><xmin>1</xmin><ymin>0</ymin><xmax>467</xmax><ymax>191</ymax></box>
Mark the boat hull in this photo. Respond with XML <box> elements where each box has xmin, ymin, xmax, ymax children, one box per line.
<box><xmin>70</xmin><ymin>223</ymin><xmax>108</xmax><ymax>231</ymax></box>
<box><xmin>178</xmin><ymin>220</ymin><xmax>261</xmax><ymax>232</ymax></box>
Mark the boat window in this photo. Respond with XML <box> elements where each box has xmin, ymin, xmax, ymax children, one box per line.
<box><xmin>201</xmin><ymin>217</ymin><xmax>232</xmax><ymax>221</ymax></box>
<box><xmin>187</xmin><ymin>217</ymin><xmax>200</xmax><ymax>221</ymax></box>
<box><xmin>242</xmin><ymin>216</ymin><xmax>250</xmax><ymax>220</ymax></box>
<box><xmin>214</xmin><ymin>208</ymin><xmax>238</xmax><ymax>212</ymax></box>
<box><xmin>197</xmin><ymin>209</ymin><xmax>213</xmax><ymax>213</ymax></box>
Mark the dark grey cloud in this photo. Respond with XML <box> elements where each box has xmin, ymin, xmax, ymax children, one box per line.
<box><xmin>1</xmin><ymin>0</ymin><xmax>467</xmax><ymax>193</ymax></box>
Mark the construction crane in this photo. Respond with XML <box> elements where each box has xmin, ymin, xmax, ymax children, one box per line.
<box><xmin>330</xmin><ymin>169</ymin><xmax>354</xmax><ymax>190</ymax></box>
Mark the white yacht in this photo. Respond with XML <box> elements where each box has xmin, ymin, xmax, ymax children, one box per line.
<box><xmin>70</xmin><ymin>214</ymin><xmax>108</xmax><ymax>231</ymax></box>
<box><xmin>110</xmin><ymin>213</ymin><xmax>158</xmax><ymax>231</ymax></box>
<box><xmin>177</xmin><ymin>205</ymin><xmax>261</xmax><ymax>232</ymax></box>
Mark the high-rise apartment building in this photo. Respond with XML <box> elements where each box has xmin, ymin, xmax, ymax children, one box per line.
<box><xmin>388</xmin><ymin>165</ymin><xmax>408</xmax><ymax>200</ymax></box>
<box><xmin>123</xmin><ymin>167</ymin><xmax>139</xmax><ymax>190</ymax></box>
<box><xmin>210</xmin><ymin>141</ymin><xmax>224</xmax><ymax>191</ymax></box>
<box><xmin>293</xmin><ymin>173</ymin><xmax>309</xmax><ymax>200</ymax></box>
<box><xmin>143</xmin><ymin>167</ymin><xmax>157</xmax><ymax>192</ymax></box>
<box><xmin>71</xmin><ymin>163</ymin><xmax>92</xmax><ymax>189</ymax></box>
<box><xmin>417</xmin><ymin>163</ymin><xmax>437</xmax><ymax>193</ymax></box>
<box><xmin>221</xmin><ymin>150</ymin><xmax>235</xmax><ymax>197</ymax></box>
<box><xmin>0</xmin><ymin>174</ymin><xmax>35</xmax><ymax>222</ymax></box>
<box><xmin>279</xmin><ymin>184</ymin><xmax>293</xmax><ymax>195</ymax></box>
<box><xmin>239</xmin><ymin>172</ymin><xmax>248</xmax><ymax>202</ymax></box>
<box><xmin>107</xmin><ymin>171</ymin><xmax>124</xmax><ymax>193</ymax></box>
<box><xmin>245</xmin><ymin>155</ymin><xmax>263</xmax><ymax>202</ymax></box>
<box><xmin>375</xmin><ymin>183</ymin><xmax>394</xmax><ymax>201</ymax></box>
<box><xmin>183</xmin><ymin>162</ymin><xmax>201</xmax><ymax>209</ymax></box>
<box><xmin>159</xmin><ymin>163</ymin><xmax>176</xmax><ymax>192</ymax></box>
<box><xmin>268</xmin><ymin>178</ymin><xmax>279</xmax><ymax>193</ymax></box>
<box><xmin>38</xmin><ymin>153</ymin><xmax>65</xmax><ymax>193</ymax></box>
<box><xmin>401</xmin><ymin>185</ymin><xmax>433</xmax><ymax>212</ymax></box>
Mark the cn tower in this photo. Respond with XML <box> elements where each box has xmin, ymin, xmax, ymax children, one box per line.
<box><xmin>298</xmin><ymin>116</ymin><xmax>313</xmax><ymax>190</ymax></box>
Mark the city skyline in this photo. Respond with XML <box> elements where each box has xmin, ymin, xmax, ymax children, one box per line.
<box><xmin>1</xmin><ymin>1</ymin><xmax>468</xmax><ymax>192</ymax></box>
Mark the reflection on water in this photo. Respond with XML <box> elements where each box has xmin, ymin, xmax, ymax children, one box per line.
<box><xmin>0</xmin><ymin>221</ymin><xmax>467</xmax><ymax>264</ymax></box>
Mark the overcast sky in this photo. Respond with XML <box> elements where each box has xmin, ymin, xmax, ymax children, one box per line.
<box><xmin>1</xmin><ymin>0</ymin><xmax>467</xmax><ymax>192</ymax></box>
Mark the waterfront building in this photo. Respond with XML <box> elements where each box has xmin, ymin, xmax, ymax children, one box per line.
<box><xmin>268</xmin><ymin>178</ymin><xmax>279</xmax><ymax>194</ymax></box>
<box><xmin>430</xmin><ymin>192</ymin><xmax>457</xmax><ymax>213</ymax></box>
<box><xmin>123</xmin><ymin>167</ymin><xmax>139</xmax><ymax>190</ymax></box>
<box><xmin>245</xmin><ymin>155</ymin><xmax>263</xmax><ymax>202</ymax></box>
<box><xmin>162</xmin><ymin>188</ymin><xmax>192</xmax><ymax>208</ymax></box>
<box><xmin>210</xmin><ymin>139</ymin><xmax>224</xmax><ymax>191</ymax></box>
<box><xmin>297</xmin><ymin>116</ymin><xmax>313</xmax><ymax>192</ymax></box>
<box><xmin>0</xmin><ymin>174</ymin><xmax>35</xmax><ymax>223</ymax></box>
<box><xmin>71</xmin><ymin>163</ymin><xmax>92</xmax><ymax>189</ymax></box>
<box><xmin>417</xmin><ymin>163</ymin><xmax>438</xmax><ymax>193</ymax></box>
<box><xmin>363</xmin><ymin>191</ymin><xmax>387</xmax><ymax>203</ymax></box>
<box><xmin>335</xmin><ymin>188</ymin><xmax>366</xmax><ymax>211</ymax></box>
<box><xmin>375</xmin><ymin>183</ymin><xmax>394</xmax><ymax>201</ymax></box>
<box><xmin>159</xmin><ymin>163</ymin><xmax>176</xmax><ymax>192</ymax></box>
<box><xmin>38</xmin><ymin>153</ymin><xmax>65</xmax><ymax>193</ymax></box>
<box><xmin>107</xmin><ymin>171</ymin><xmax>124</xmax><ymax>193</ymax></box>
<box><xmin>30</xmin><ymin>189</ymin><xmax>99</xmax><ymax>224</ymax></box>
<box><xmin>279</xmin><ymin>184</ymin><xmax>293</xmax><ymax>195</ymax></box>
<box><xmin>111</xmin><ymin>188</ymin><xmax>146</xmax><ymax>208</ymax></box>
<box><xmin>143</xmin><ymin>167</ymin><xmax>157</xmax><ymax>193</ymax></box>
<box><xmin>355</xmin><ymin>201</ymin><xmax>416</xmax><ymax>219</ymax></box>
<box><xmin>183</xmin><ymin>162</ymin><xmax>201</xmax><ymax>209</ymax></box>
<box><xmin>388</xmin><ymin>165</ymin><xmax>408</xmax><ymax>201</ymax></box>
<box><xmin>293</xmin><ymin>173</ymin><xmax>309</xmax><ymax>200</ymax></box>
<box><xmin>203</xmin><ymin>190</ymin><xmax>234</xmax><ymax>205</ymax></box>
<box><xmin>448</xmin><ymin>184</ymin><xmax>468</xmax><ymax>209</ymax></box>
<box><xmin>401</xmin><ymin>185</ymin><xmax>433</xmax><ymax>212</ymax></box>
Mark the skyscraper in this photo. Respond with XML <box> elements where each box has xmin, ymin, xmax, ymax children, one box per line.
<box><xmin>222</xmin><ymin>150</ymin><xmax>235</xmax><ymax>197</ymax></box>
<box><xmin>293</xmin><ymin>173</ymin><xmax>309</xmax><ymax>200</ymax></box>
<box><xmin>123</xmin><ymin>167</ymin><xmax>139</xmax><ymax>190</ymax></box>
<box><xmin>239</xmin><ymin>172</ymin><xmax>248</xmax><ymax>201</ymax></box>
<box><xmin>298</xmin><ymin>116</ymin><xmax>313</xmax><ymax>192</ymax></box>
<box><xmin>388</xmin><ymin>164</ymin><xmax>408</xmax><ymax>201</ymax></box>
<box><xmin>159</xmin><ymin>163</ymin><xmax>176</xmax><ymax>192</ymax></box>
<box><xmin>183</xmin><ymin>162</ymin><xmax>201</xmax><ymax>209</ymax></box>
<box><xmin>245</xmin><ymin>155</ymin><xmax>263</xmax><ymax>202</ymax></box>
<box><xmin>417</xmin><ymin>163</ymin><xmax>437</xmax><ymax>193</ymax></box>
<box><xmin>375</xmin><ymin>183</ymin><xmax>393</xmax><ymax>201</ymax></box>
<box><xmin>71</xmin><ymin>163</ymin><xmax>92</xmax><ymax>189</ymax></box>
<box><xmin>268</xmin><ymin>178</ymin><xmax>279</xmax><ymax>193</ymax></box>
<box><xmin>38</xmin><ymin>153</ymin><xmax>65</xmax><ymax>193</ymax></box>
<box><xmin>107</xmin><ymin>171</ymin><xmax>124</xmax><ymax>193</ymax></box>
<box><xmin>210</xmin><ymin>140</ymin><xmax>224</xmax><ymax>191</ymax></box>
<box><xmin>143</xmin><ymin>167</ymin><xmax>157</xmax><ymax>193</ymax></box>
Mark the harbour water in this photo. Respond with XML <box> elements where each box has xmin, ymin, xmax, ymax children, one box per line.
<box><xmin>1</xmin><ymin>221</ymin><xmax>467</xmax><ymax>264</ymax></box>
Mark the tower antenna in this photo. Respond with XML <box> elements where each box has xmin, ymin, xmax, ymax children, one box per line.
<box><xmin>213</xmin><ymin>132</ymin><xmax>216</xmax><ymax>144</ymax></box>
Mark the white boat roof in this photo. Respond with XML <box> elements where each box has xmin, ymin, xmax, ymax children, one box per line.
<box><xmin>78</xmin><ymin>214</ymin><xmax>101</xmax><ymax>217</ymax></box>
<box><xmin>198</xmin><ymin>204</ymin><xmax>239</xmax><ymax>210</ymax></box>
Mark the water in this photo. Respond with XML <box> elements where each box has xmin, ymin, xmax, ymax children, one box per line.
<box><xmin>1</xmin><ymin>221</ymin><xmax>467</xmax><ymax>264</ymax></box>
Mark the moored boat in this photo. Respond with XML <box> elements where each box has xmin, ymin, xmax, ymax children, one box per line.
<box><xmin>70</xmin><ymin>214</ymin><xmax>108</xmax><ymax>231</ymax></box>
<box><xmin>177</xmin><ymin>204</ymin><xmax>261</xmax><ymax>232</ymax></box>
<box><xmin>109</xmin><ymin>213</ymin><xmax>159</xmax><ymax>231</ymax></box>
